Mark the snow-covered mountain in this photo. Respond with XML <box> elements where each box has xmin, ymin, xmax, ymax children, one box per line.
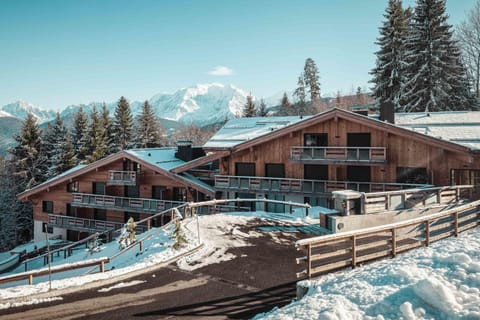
<box><xmin>1</xmin><ymin>100</ymin><xmax>56</xmax><ymax>123</ymax></box>
<box><xmin>149</xmin><ymin>83</ymin><xmax>249</xmax><ymax>126</ymax></box>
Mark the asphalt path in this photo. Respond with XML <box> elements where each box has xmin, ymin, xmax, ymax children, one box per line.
<box><xmin>0</xmin><ymin>219</ymin><xmax>313</xmax><ymax>319</ymax></box>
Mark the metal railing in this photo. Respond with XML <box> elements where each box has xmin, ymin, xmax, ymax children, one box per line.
<box><xmin>290</xmin><ymin>146</ymin><xmax>387</xmax><ymax>164</ymax></box>
<box><xmin>215</xmin><ymin>175</ymin><xmax>428</xmax><ymax>195</ymax></box>
<box><xmin>71</xmin><ymin>193</ymin><xmax>185</xmax><ymax>213</ymax></box>
<box><xmin>296</xmin><ymin>199</ymin><xmax>480</xmax><ymax>279</ymax></box>
<box><xmin>107</xmin><ymin>170</ymin><xmax>138</xmax><ymax>186</ymax></box>
<box><xmin>48</xmin><ymin>214</ymin><xmax>125</xmax><ymax>233</ymax></box>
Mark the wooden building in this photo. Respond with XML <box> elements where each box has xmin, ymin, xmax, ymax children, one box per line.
<box><xmin>17</xmin><ymin>146</ymin><xmax>215</xmax><ymax>242</ymax></box>
<box><xmin>203</xmin><ymin>108</ymin><xmax>480</xmax><ymax>210</ymax></box>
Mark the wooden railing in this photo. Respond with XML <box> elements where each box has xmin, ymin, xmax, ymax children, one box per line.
<box><xmin>0</xmin><ymin>257</ymin><xmax>110</xmax><ymax>285</ymax></box>
<box><xmin>215</xmin><ymin>175</ymin><xmax>428</xmax><ymax>195</ymax></box>
<box><xmin>296</xmin><ymin>199</ymin><xmax>480</xmax><ymax>279</ymax></box>
<box><xmin>290</xmin><ymin>146</ymin><xmax>387</xmax><ymax>165</ymax></box>
<box><xmin>362</xmin><ymin>185</ymin><xmax>473</xmax><ymax>214</ymax></box>
<box><xmin>48</xmin><ymin>214</ymin><xmax>125</xmax><ymax>233</ymax></box>
<box><xmin>107</xmin><ymin>170</ymin><xmax>138</xmax><ymax>186</ymax></box>
<box><xmin>71</xmin><ymin>193</ymin><xmax>185</xmax><ymax>213</ymax></box>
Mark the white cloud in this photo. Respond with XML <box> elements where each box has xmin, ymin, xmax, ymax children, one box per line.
<box><xmin>208</xmin><ymin>66</ymin><xmax>233</xmax><ymax>76</ymax></box>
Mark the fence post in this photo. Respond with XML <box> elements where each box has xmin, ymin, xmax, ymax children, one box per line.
<box><xmin>454</xmin><ymin>212</ymin><xmax>459</xmax><ymax>237</ymax></box>
<box><xmin>307</xmin><ymin>244</ymin><xmax>312</xmax><ymax>278</ymax></box>
<box><xmin>29</xmin><ymin>274</ymin><xmax>33</xmax><ymax>285</ymax></box>
<box><xmin>139</xmin><ymin>240</ymin><xmax>143</xmax><ymax>252</ymax></box>
<box><xmin>391</xmin><ymin>228</ymin><xmax>396</xmax><ymax>257</ymax></box>
<box><xmin>425</xmin><ymin>220</ymin><xmax>430</xmax><ymax>246</ymax></box>
<box><xmin>351</xmin><ymin>235</ymin><xmax>357</xmax><ymax>268</ymax></box>
<box><xmin>100</xmin><ymin>260</ymin><xmax>105</xmax><ymax>273</ymax></box>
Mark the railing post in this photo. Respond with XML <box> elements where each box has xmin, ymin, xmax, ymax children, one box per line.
<box><xmin>351</xmin><ymin>235</ymin><xmax>357</xmax><ymax>268</ymax></box>
<box><xmin>100</xmin><ymin>260</ymin><xmax>105</xmax><ymax>273</ymax></box>
<box><xmin>454</xmin><ymin>212</ymin><xmax>459</xmax><ymax>237</ymax></box>
<box><xmin>307</xmin><ymin>244</ymin><xmax>312</xmax><ymax>278</ymax></box>
<box><xmin>391</xmin><ymin>228</ymin><xmax>396</xmax><ymax>257</ymax></box>
<box><xmin>29</xmin><ymin>274</ymin><xmax>33</xmax><ymax>285</ymax></box>
<box><xmin>425</xmin><ymin>220</ymin><xmax>430</xmax><ymax>246</ymax></box>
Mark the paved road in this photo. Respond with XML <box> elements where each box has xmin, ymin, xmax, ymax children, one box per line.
<box><xmin>0</xmin><ymin>220</ymin><xmax>311</xmax><ymax>319</ymax></box>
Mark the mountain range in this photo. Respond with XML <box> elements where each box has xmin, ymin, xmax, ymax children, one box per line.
<box><xmin>0</xmin><ymin>83</ymin><xmax>288</xmax><ymax>156</ymax></box>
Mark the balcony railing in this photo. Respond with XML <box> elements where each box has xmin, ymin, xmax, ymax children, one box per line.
<box><xmin>48</xmin><ymin>214</ymin><xmax>126</xmax><ymax>233</ymax></box>
<box><xmin>290</xmin><ymin>146</ymin><xmax>387</xmax><ymax>165</ymax></box>
<box><xmin>107</xmin><ymin>170</ymin><xmax>138</xmax><ymax>186</ymax></box>
<box><xmin>215</xmin><ymin>175</ymin><xmax>429</xmax><ymax>195</ymax></box>
<box><xmin>71</xmin><ymin>193</ymin><xmax>185</xmax><ymax>213</ymax></box>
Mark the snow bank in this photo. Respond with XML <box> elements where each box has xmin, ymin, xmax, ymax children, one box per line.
<box><xmin>254</xmin><ymin>227</ymin><xmax>480</xmax><ymax>320</ymax></box>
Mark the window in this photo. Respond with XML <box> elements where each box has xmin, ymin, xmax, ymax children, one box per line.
<box><xmin>92</xmin><ymin>182</ymin><xmax>106</xmax><ymax>195</ymax></box>
<box><xmin>397</xmin><ymin>167</ymin><xmax>428</xmax><ymax>184</ymax></box>
<box><xmin>152</xmin><ymin>186</ymin><xmax>165</xmax><ymax>200</ymax></box>
<box><xmin>265</xmin><ymin>164</ymin><xmax>285</xmax><ymax>178</ymax></box>
<box><xmin>66</xmin><ymin>181</ymin><xmax>79</xmax><ymax>192</ymax></box>
<box><xmin>304</xmin><ymin>133</ymin><xmax>328</xmax><ymax>147</ymax></box>
<box><xmin>235</xmin><ymin>163</ymin><xmax>256</xmax><ymax>176</ymax></box>
<box><xmin>304</xmin><ymin>164</ymin><xmax>328</xmax><ymax>180</ymax></box>
<box><xmin>42</xmin><ymin>222</ymin><xmax>53</xmax><ymax>234</ymax></box>
<box><xmin>42</xmin><ymin>201</ymin><xmax>53</xmax><ymax>213</ymax></box>
<box><xmin>94</xmin><ymin>209</ymin><xmax>107</xmax><ymax>221</ymax></box>
<box><xmin>173</xmin><ymin>187</ymin><xmax>186</xmax><ymax>202</ymax></box>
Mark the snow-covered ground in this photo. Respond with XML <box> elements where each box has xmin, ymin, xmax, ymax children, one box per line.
<box><xmin>254</xmin><ymin>226</ymin><xmax>480</xmax><ymax>320</ymax></box>
<box><xmin>0</xmin><ymin>210</ymin><xmax>322</xmax><ymax>309</ymax></box>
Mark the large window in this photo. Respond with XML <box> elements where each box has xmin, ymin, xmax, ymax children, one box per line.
<box><xmin>304</xmin><ymin>164</ymin><xmax>328</xmax><ymax>180</ymax></box>
<box><xmin>42</xmin><ymin>201</ymin><xmax>53</xmax><ymax>213</ymax></box>
<box><xmin>94</xmin><ymin>209</ymin><xmax>107</xmax><ymax>221</ymax></box>
<box><xmin>92</xmin><ymin>182</ymin><xmax>106</xmax><ymax>195</ymax></box>
<box><xmin>152</xmin><ymin>186</ymin><xmax>165</xmax><ymax>200</ymax></box>
<box><xmin>397</xmin><ymin>167</ymin><xmax>428</xmax><ymax>184</ymax></box>
<box><xmin>265</xmin><ymin>163</ymin><xmax>285</xmax><ymax>178</ymax></box>
<box><xmin>304</xmin><ymin>133</ymin><xmax>328</xmax><ymax>147</ymax></box>
<box><xmin>235</xmin><ymin>162</ymin><xmax>256</xmax><ymax>176</ymax></box>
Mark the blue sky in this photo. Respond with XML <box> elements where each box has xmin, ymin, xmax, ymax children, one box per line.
<box><xmin>0</xmin><ymin>0</ymin><xmax>475</xmax><ymax>110</ymax></box>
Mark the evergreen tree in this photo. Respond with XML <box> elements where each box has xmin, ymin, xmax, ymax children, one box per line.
<box><xmin>113</xmin><ymin>96</ymin><xmax>134</xmax><ymax>151</ymax></box>
<box><xmin>9</xmin><ymin>112</ymin><xmax>46</xmax><ymax>189</ymax></box>
<box><xmin>370</xmin><ymin>0</ymin><xmax>410</xmax><ymax>110</ymax></box>
<box><xmin>304</xmin><ymin>58</ymin><xmax>321</xmax><ymax>104</ymax></box>
<box><xmin>100</xmin><ymin>103</ymin><xmax>115</xmax><ymax>154</ymax></box>
<box><xmin>87</xmin><ymin>106</ymin><xmax>109</xmax><ymax>163</ymax></box>
<box><xmin>294</xmin><ymin>73</ymin><xmax>307</xmax><ymax>115</ymax></box>
<box><xmin>133</xmin><ymin>100</ymin><xmax>165</xmax><ymax>148</ymax></box>
<box><xmin>257</xmin><ymin>98</ymin><xmax>268</xmax><ymax>117</ymax></box>
<box><xmin>58</xmin><ymin>134</ymin><xmax>76</xmax><ymax>173</ymax></box>
<box><xmin>72</xmin><ymin>107</ymin><xmax>89</xmax><ymax>163</ymax></box>
<box><xmin>242</xmin><ymin>95</ymin><xmax>257</xmax><ymax>117</ymax></box>
<box><xmin>43</xmin><ymin>113</ymin><xmax>72</xmax><ymax>178</ymax></box>
<box><xmin>402</xmin><ymin>0</ymin><xmax>476</xmax><ymax>112</ymax></box>
<box><xmin>277</xmin><ymin>92</ymin><xmax>295</xmax><ymax>115</ymax></box>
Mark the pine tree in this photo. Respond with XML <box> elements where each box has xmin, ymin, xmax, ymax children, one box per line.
<box><xmin>277</xmin><ymin>92</ymin><xmax>295</xmax><ymax>115</ymax></box>
<box><xmin>133</xmin><ymin>100</ymin><xmax>165</xmax><ymax>148</ymax></box>
<box><xmin>72</xmin><ymin>107</ymin><xmax>89</xmax><ymax>163</ymax></box>
<box><xmin>257</xmin><ymin>98</ymin><xmax>268</xmax><ymax>117</ymax></box>
<box><xmin>242</xmin><ymin>95</ymin><xmax>257</xmax><ymax>117</ymax></box>
<box><xmin>294</xmin><ymin>73</ymin><xmax>307</xmax><ymax>115</ymax></box>
<box><xmin>43</xmin><ymin>113</ymin><xmax>72</xmax><ymax>178</ymax></box>
<box><xmin>113</xmin><ymin>96</ymin><xmax>133</xmax><ymax>151</ymax></box>
<box><xmin>402</xmin><ymin>0</ymin><xmax>476</xmax><ymax>112</ymax></box>
<box><xmin>58</xmin><ymin>134</ymin><xmax>76</xmax><ymax>173</ymax></box>
<box><xmin>87</xmin><ymin>106</ymin><xmax>109</xmax><ymax>163</ymax></box>
<box><xmin>100</xmin><ymin>103</ymin><xmax>115</xmax><ymax>155</ymax></box>
<box><xmin>9</xmin><ymin>112</ymin><xmax>47</xmax><ymax>189</ymax></box>
<box><xmin>370</xmin><ymin>0</ymin><xmax>410</xmax><ymax>110</ymax></box>
<box><xmin>304</xmin><ymin>58</ymin><xmax>321</xmax><ymax>104</ymax></box>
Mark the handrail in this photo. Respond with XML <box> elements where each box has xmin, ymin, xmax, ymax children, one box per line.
<box><xmin>48</xmin><ymin>214</ymin><xmax>125</xmax><ymax>233</ymax></box>
<box><xmin>107</xmin><ymin>170</ymin><xmax>138</xmax><ymax>185</ymax></box>
<box><xmin>296</xmin><ymin>199</ymin><xmax>480</xmax><ymax>278</ymax></box>
<box><xmin>290</xmin><ymin>146</ymin><xmax>387</xmax><ymax>163</ymax></box>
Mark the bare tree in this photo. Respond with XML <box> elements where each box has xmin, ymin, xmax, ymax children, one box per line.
<box><xmin>457</xmin><ymin>1</ymin><xmax>480</xmax><ymax>97</ymax></box>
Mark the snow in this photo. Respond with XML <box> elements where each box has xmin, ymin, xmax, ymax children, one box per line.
<box><xmin>0</xmin><ymin>110</ymin><xmax>14</xmax><ymax>118</ymax></box>
<box><xmin>97</xmin><ymin>280</ymin><xmax>146</xmax><ymax>292</ymax></box>
<box><xmin>254</xmin><ymin>226</ymin><xmax>480</xmax><ymax>320</ymax></box>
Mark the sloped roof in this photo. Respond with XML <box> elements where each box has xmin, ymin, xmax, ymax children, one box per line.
<box><xmin>391</xmin><ymin>111</ymin><xmax>480</xmax><ymax>150</ymax></box>
<box><xmin>204</xmin><ymin>108</ymin><xmax>478</xmax><ymax>155</ymax></box>
<box><xmin>203</xmin><ymin>116</ymin><xmax>310</xmax><ymax>149</ymax></box>
<box><xmin>124</xmin><ymin>148</ymin><xmax>185</xmax><ymax>171</ymax></box>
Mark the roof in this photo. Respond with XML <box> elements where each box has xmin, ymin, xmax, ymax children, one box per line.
<box><xmin>391</xmin><ymin>111</ymin><xmax>480</xmax><ymax>150</ymax></box>
<box><xmin>204</xmin><ymin>108</ymin><xmax>480</xmax><ymax>153</ymax></box>
<box><xmin>203</xmin><ymin>116</ymin><xmax>310</xmax><ymax>149</ymax></box>
<box><xmin>17</xmin><ymin>148</ymin><xmax>215</xmax><ymax>200</ymax></box>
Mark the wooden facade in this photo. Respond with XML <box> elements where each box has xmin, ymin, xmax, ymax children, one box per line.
<box><xmin>18</xmin><ymin>149</ymin><xmax>214</xmax><ymax>242</ymax></box>
<box><xmin>206</xmin><ymin>109</ymin><xmax>480</xmax><ymax>204</ymax></box>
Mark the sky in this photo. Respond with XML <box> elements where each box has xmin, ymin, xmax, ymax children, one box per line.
<box><xmin>0</xmin><ymin>0</ymin><xmax>475</xmax><ymax>111</ymax></box>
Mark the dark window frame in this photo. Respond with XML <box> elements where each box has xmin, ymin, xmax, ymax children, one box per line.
<box><xmin>42</xmin><ymin>201</ymin><xmax>54</xmax><ymax>213</ymax></box>
<box><xmin>66</xmin><ymin>181</ymin><xmax>79</xmax><ymax>193</ymax></box>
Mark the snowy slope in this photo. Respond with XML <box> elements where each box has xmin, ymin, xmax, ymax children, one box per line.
<box><xmin>149</xmin><ymin>83</ymin><xmax>249</xmax><ymax>126</ymax></box>
<box><xmin>1</xmin><ymin>100</ymin><xmax>56</xmax><ymax>123</ymax></box>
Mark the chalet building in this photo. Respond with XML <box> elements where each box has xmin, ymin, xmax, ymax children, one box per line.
<box><xmin>17</xmin><ymin>145</ymin><xmax>215</xmax><ymax>242</ymax></box>
<box><xmin>203</xmin><ymin>107</ymin><xmax>480</xmax><ymax>211</ymax></box>
<box><xmin>17</xmin><ymin>107</ymin><xmax>480</xmax><ymax>241</ymax></box>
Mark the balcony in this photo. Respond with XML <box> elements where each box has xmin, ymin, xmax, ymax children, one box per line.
<box><xmin>107</xmin><ymin>170</ymin><xmax>139</xmax><ymax>186</ymax></box>
<box><xmin>48</xmin><ymin>214</ymin><xmax>125</xmax><ymax>233</ymax></box>
<box><xmin>71</xmin><ymin>193</ymin><xmax>185</xmax><ymax>213</ymax></box>
<box><xmin>290</xmin><ymin>146</ymin><xmax>387</xmax><ymax>165</ymax></box>
<box><xmin>215</xmin><ymin>175</ymin><xmax>428</xmax><ymax>195</ymax></box>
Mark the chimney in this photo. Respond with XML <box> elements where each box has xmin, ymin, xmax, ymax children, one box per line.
<box><xmin>379</xmin><ymin>102</ymin><xmax>395</xmax><ymax>124</ymax></box>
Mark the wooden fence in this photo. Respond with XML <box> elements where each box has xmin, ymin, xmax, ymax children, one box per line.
<box><xmin>296</xmin><ymin>199</ymin><xmax>480</xmax><ymax>279</ymax></box>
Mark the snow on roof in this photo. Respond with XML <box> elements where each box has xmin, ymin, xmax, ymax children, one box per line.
<box><xmin>124</xmin><ymin>148</ymin><xmax>185</xmax><ymax>171</ymax></box>
<box><xmin>204</xmin><ymin>116</ymin><xmax>311</xmax><ymax>149</ymax></box>
<box><xmin>24</xmin><ymin>164</ymin><xmax>87</xmax><ymax>192</ymax></box>
<box><xmin>392</xmin><ymin>111</ymin><xmax>480</xmax><ymax>150</ymax></box>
